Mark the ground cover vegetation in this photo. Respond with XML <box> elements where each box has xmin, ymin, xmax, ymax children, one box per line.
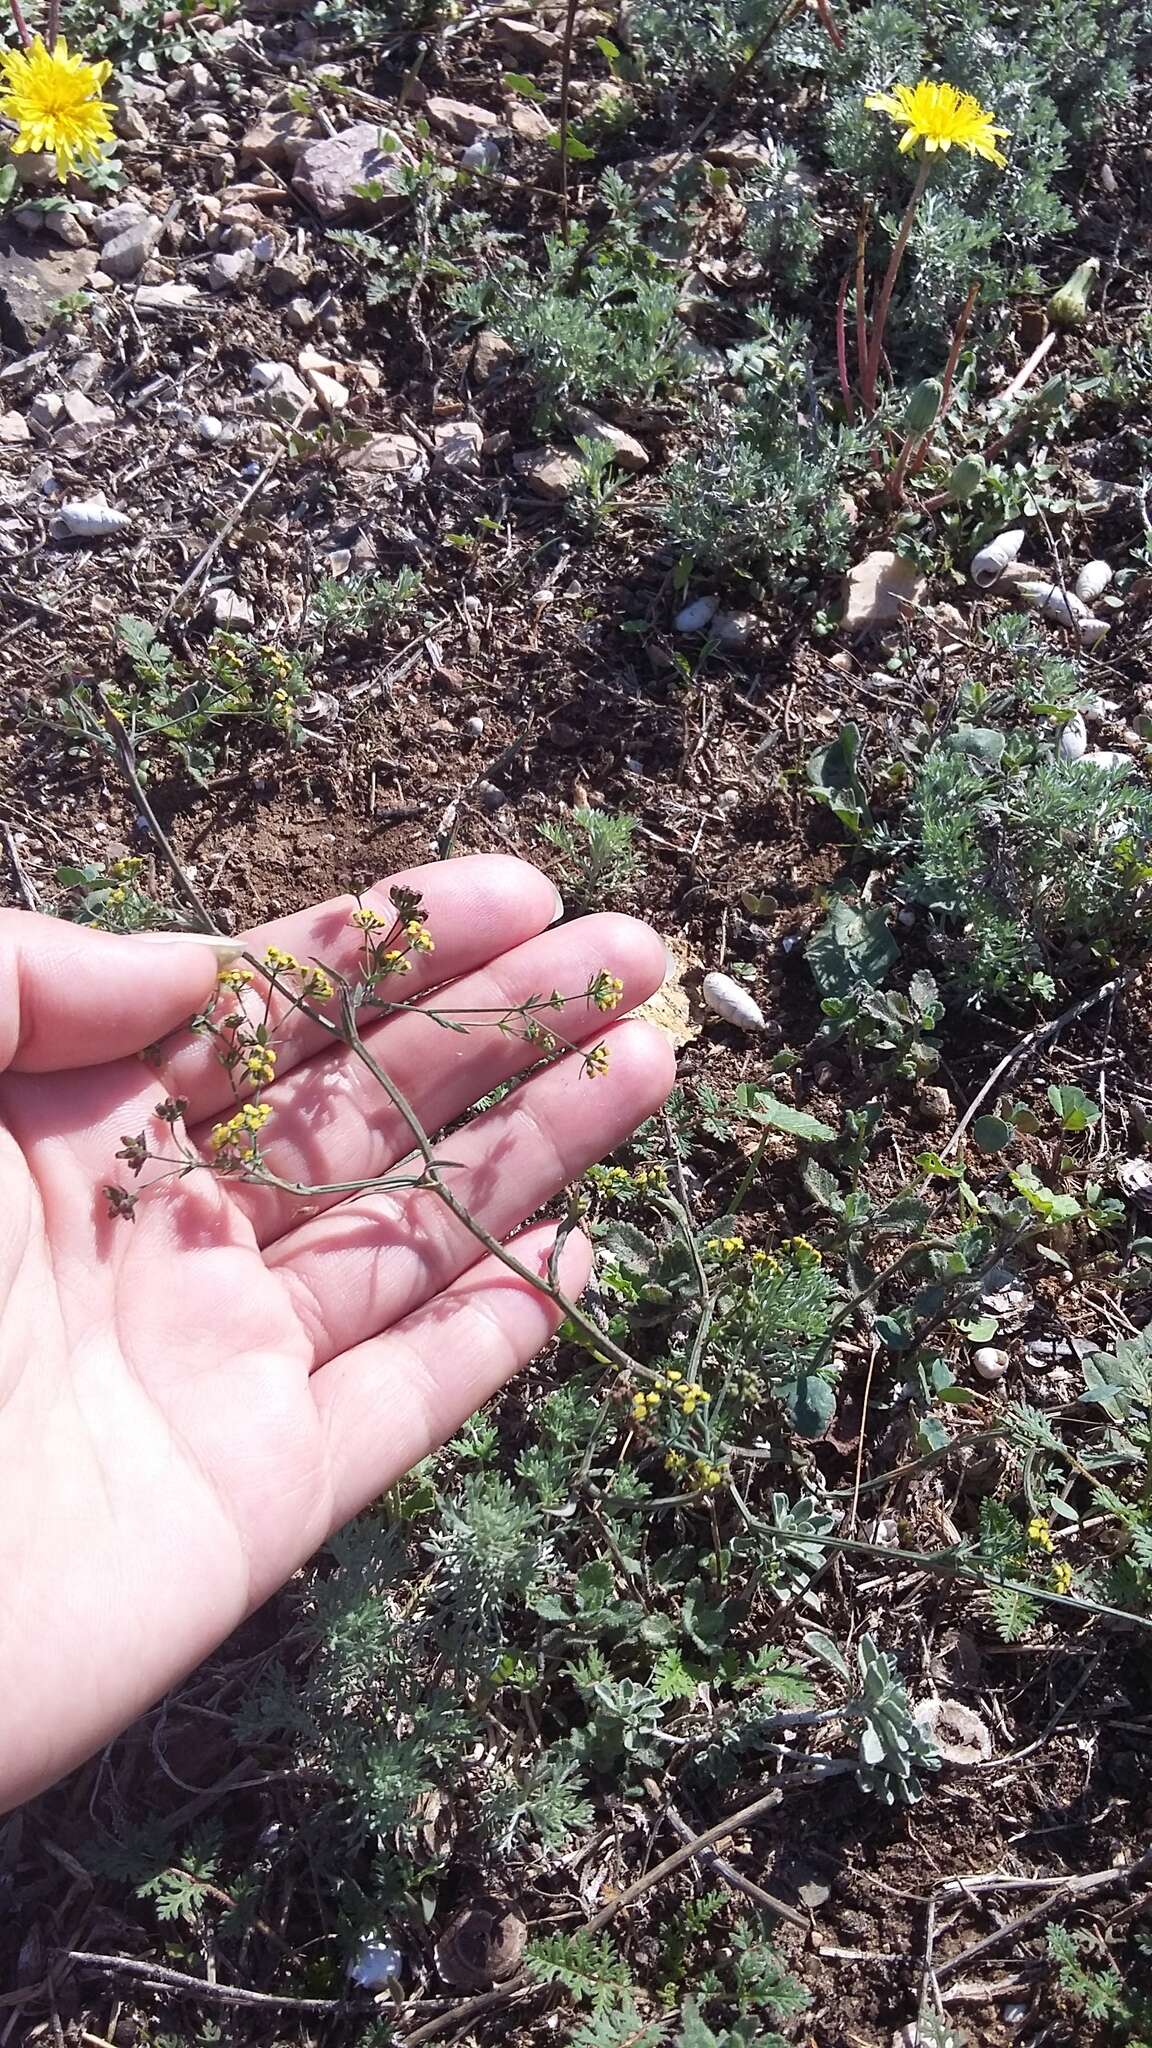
<box><xmin>1</xmin><ymin>0</ymin><xmax>1151</xmax><ymax>2038</ymax></box>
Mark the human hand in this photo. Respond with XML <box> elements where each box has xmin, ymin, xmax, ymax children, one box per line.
<box><xmin>0</xmin><ymin>856</ymin><xmax>673</xmax><ymax>1810</ymax></box>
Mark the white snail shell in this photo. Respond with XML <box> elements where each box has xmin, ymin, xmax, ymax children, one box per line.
<box><xmin>1074</xmin><ymin>559</ymin><xmax>1113</xmax><ymax>603</ymax></box>
<box><xmin>1017</xmin><ymin>581</ymin><xmax>1094</xmax><ymax>630</ymax></box>
<box><xmin>1058</xmin><ymin>712</ymin><xmax>1088</xmax><ymax>760</ymax></box>
<box><xmin>702</xmin><ymin>972</ymin><xmax>767</xmax><ymax>1032</ymax></box>
<box><xmin>973</xmin><ymin>1346</ymin><xmax>1009</xmax><ymax>1382</ymax></box>
<box><xmin>1081</xmin><ymin>748</ymin><xmax>1133</xmax><ymax>772</ymax></box>
<box><xmin>1077</xmin><ymin>617</ymin><xmax>1109</xmax><ymax>650</ymax></box>
<box><xmin>674</xmin><ymin>596</ymin><xmax>718</xmax><ymax>633</ymax></box>
<box><xmin>55</xmin><ymin>494</ymin><xmax>131</xmax><ymax>538</ymax></box>
<box><xmin>969</xmin><ymin>528</ymin><xmax>1026</xmax><ymax>588</ymax></box>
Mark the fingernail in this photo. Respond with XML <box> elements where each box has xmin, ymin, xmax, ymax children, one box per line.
<box><xmin>133</xmin><ymin>931</ymin><xmax>245</xmax><ymax>965</ymax></box>
<box><xmin>549</xmin><ymin>887</ymin><xmax>566</xmax><ymax>925</ymax></box>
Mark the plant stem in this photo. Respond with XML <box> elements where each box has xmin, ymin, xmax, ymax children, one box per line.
<box><xmin>835</xmin><ymin>269</ymin><xmax>854</xmax><ymax>421</ymax></box>
<box><xmin>907</xmin><ymin>276</ymin><xmax>979</xmax><ymax>479</ymax></box>
<box><xmin>8</xmin><ymin>0</ymin><xmax>32</xmax><ymax>45</ymax></box>
<box><xmin>556</xmin><ymin>0</ymin><xmax>580</xmax><ymax>243</ymax></box>
<box><xmin>861</xmin><ymin>154</ymin><xmax>931</xmax><ymax>414</ymax></box>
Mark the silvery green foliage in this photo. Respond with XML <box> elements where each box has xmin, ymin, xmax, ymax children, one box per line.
<box><xmin>853</xmin><ymin>1635</ymin><xmax>941</xmax><ymax>1805</ymax></box>
<box><xmin>763</xmin><ymin>1493</ymin><xmax>837</xmax><ymax>1596</ymax></box>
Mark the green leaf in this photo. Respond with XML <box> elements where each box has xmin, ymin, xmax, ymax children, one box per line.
<box><xmin>502</xmin><ymin>70</ymin><xmax>543</xmax><ymax>98</ymax></box>
<box><xmin>1047</xmin><ymin>1083</ymin><xmax>1101</xmax><ymax>1132</ymax></box>
<box><xmin>803</xmin><ymin>1628</ymin><xmax>849</xmax><ymax>1680</ymax></box>
<box><xmin>806</xmin><ymin>896</ymin><xmax>898</xmax><ymax>999</ymax></box>
<box><xmin>972</xmin><ymin>1114</ymin><xmax>1013</xmax><ymax>1153</ymax></box>
<box><xmin>551</xmin><ymin>130</ymin><xmax>596</xmax><ymax>160</ymax></box>
<box><xmin>807</xmin><ymin>723</ymin><xmax>874</xmax><ymax>838</ymax></box>
<box><xmin>778</xmin><ymin>1372</ymin><xmax>835</xmax><ymax>1438</ymax></box>
<box><xmin>801</xmin><ymin>1159</ymin><xmax>845</xmax><ymax>1214</ymax></box>
<box><xmin>743</xmin><ymin>1091</ymin><xmax>834</xmax><ymax>1144</ymax></box>
<box><xmin>942</xmin><ymin>724</ymin><xmax>1006</xmax><ymax>764</ymax></box>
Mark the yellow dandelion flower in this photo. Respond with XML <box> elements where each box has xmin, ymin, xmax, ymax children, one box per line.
<box><xmin>0</xmin><ymin>36</ymin><xmax>115</xmax><ymax>182</ymax></box>
<box><xmin>865</xmin><ymin>80</ymin><xmax>1008</xmax><ymax>166</ymax></box>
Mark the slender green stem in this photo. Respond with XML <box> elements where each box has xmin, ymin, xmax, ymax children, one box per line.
<box><xmin>861</xmin><ymin>154</ymin><xmax>931</xmax><ymax>413</ymax></box>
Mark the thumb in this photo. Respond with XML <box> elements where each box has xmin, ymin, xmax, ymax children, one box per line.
<box><xmin>0</xmin><ymin>914</ymin><xmax>243</xmax><ymax>1074</ymax></box>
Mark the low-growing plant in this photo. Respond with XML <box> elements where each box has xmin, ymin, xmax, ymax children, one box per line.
<box><xmin>306</xmin><ymin>566</ymin><xmax>422</xmax><ymax>641</ymax></box>
<box><xmin>539</xmin><ymin>806</ymin><xmax>645</xmax><ymax>903</ymax></box>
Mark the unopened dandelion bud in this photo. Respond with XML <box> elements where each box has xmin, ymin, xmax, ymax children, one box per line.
<box><xmin>902</xmin><ymin>377</ymin><xmax>943</xmax><ymax>437</ymax></box>
<box><xmin>946</xmin><ymin>455</ymin><xmax>985</xmax><ymax>502</ymax></box>
<box><xmin>1047</xmin><ymin>257</ymin><xmax>1100</xmax><ymax>330</ymax></box>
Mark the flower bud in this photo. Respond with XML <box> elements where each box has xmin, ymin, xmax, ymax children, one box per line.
<box><xmin>902</xmin><ymin>376</ymin><xmax>943</xmax><ymax>436</ymax></box>
<box><xmin>946</xmin><ymin>455</ymin><xmax>985</xmax><ymax>502</ymax></box>
<box><xmin>1047</xmin><ymin>257</ymin><xmax>1100</xmax><ymax>330</ymax></box>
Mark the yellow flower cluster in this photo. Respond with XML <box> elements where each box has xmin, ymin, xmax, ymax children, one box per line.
<box><xmin>265</xmin><ymin>945</ymin><xmax>302</xmax><ymax>973</ymax></box>
<box><xmin>246</xmin><ymin>1044</ymin><xmax>277</xmax><ymax>1086</ymax></box>
<box><xmin>350</xmin><ymin>905</ymin><xmax>390</xmax><ymax>931</ymax></box>
<box><xmin>1027</xmin><ymin>1515</ymin><xmax>1054</xmax><ymax>1553</ymax></box>
<box><xmin>304</xmin><ymin>967</ymin><xmax>335</xmax><ymax>1002</ymax></box>
<box><xmin>210</xmin><ymin>1101</ymin><xmax>272</xmax><ymax>1156</ymax></box>
<box><xmin>218</xmin><ymin>965</ymin><xmax>254</xmax><ymax>993</ymax></box>
<box><xmin>630</xmin><ymin>1389</ymin><xmax>662</xmax><ymax>1424</ymax></box>
<box><xmin>584</xmin><ymin>1044</ymin><xmax>611</xmax><ymax>1078</ymax></box>
<box><xmin>1050</xmin><ymin>1560</ymin><xmax>1074</xmax><ymax>1596</ymax></box>
<box><xmin>664</xmin><ymin>1449</ymin><xmax>687</xmax><ymax>1475</ymax></box>
<box><xmin>662</xmin><ymin>1367</ymin><xmax>709</xmax><ymax>1417</ymax></box>
<box><xmin>378</xmin><ymin>949</ymin><xmax>412</xmax><ymax>976</ymax></box>
<box><xmin>706</xmin><ymin>1234</ymin><xmax>745</xmax><ymax>1258</ymax></box>
<box><xmin>694</xmin><ymin>1459</ymin><xmax>726</xmax><ymax>1491</ymax></box>
<box><xmin>591</xmin><ymin>972</ymin><xmax>625</xmax><ymax>1013</ymax></box>
<box><xmin>405</xmin><ymin>919</ymin><xmax>435</xmax><ymax>953</ymax></box>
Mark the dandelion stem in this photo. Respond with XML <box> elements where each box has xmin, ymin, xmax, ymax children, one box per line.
<box><xmin>861</xmin><ymin>154</ymin><xmax>931</xmax><ymax>413</ymax></box>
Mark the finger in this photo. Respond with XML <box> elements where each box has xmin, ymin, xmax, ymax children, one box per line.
<box><xmin>0</xmin><ymin>915</ymin><xmax>237</xmax><ymax>1075</ymax></box>
<box><xmin>269</xmin><ymin>1018</ymin><xmax>674</xmax><ymax>1365</ymax></box>
<box><xmin>204</xmin><ymin>912</ymin><xmax>667</xmax><ymax>1247</ymax></box>
<box><xmin>312</xmin><ymin>1221</ymin><xmax>592</xmax><ymax>1529</ymax></box>
<box><xmin>159</xmin><ymin>855</ymin><xmax>563</xmax><ymax>1119</ymax></box>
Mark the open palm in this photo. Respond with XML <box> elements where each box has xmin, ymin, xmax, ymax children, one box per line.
<box><xmin>0</xmin><ymin>856</ymin><xmax>672</xmax><ymax>1810</ymax></box>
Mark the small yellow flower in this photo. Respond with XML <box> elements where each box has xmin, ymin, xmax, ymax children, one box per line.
<box><xmin>865</xmin><ymin>79</ymin><xmax>1008</xmax><ymax>167</ymax></box>
<box><xmin>1051</xmin><ymin>1560</ymin><xmax>1074</xmax><ymax>1596</ymax></box>
<box><xmin>693</xmin><ymin>1459</ymin><xmax>726</xmax><ymax>1491</ymax></box>
<box><xmin>240</xmin><ymin>1102</ymin><xmax>272</xmax><ymax>1133</ymax></box>
<box><xmin>264</xmin><ymin>946</ymin><xmax>301</xmax><ymax>974</ymax></box>
<box><xmin>584</xmin><ymin>1043</ymin><xmax>611</xmax><ymax>1078</ymax></box>
<box><xmin>405</xmin><ymin>920</ymin><xmax>435</xmax><ymax>952</ymax></box>
<box><xmin>350</xmin><ymin>904</ymin><xmax>390</xmax><ymax>930</ymax></box>
<box><xmin>303</xmin><ymin>968</ymin><xmax>334</xmax><ymax>1002</ymax></box>
<box><xmin>0</xmin><ymin>36</ymin><xmax>115</xmax><ymax>182</ymax></box>
<box><xmin>664</xmin><ymin>1449</ymin><xmax>687</xmax><ymax>1474</ymax></box>
<box><xmin>245</xmin><ymin>1044</ymin><xmax>277</xmax><ymax>1085</ymax></box>
<box><xmin>218</xmin><ymin>966</ymin><xmax>253</xmax><ymax>992</ymax></box>
<box><xmin>1027</xmin><ymin>1515</ymin><xmax>1054</xmax><ymax>1553</ymax></box>
<box><xmin>591</xmin><ymin>972</ymin><xmax>625</xmax><ymax>1013</ymax></box>
<box><xmin>378</xmin><ymin>948</ymin><xmax>412</xmax><ymax>975</ymax></box>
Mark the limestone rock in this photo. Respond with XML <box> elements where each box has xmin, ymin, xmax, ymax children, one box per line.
<box><xmin>0</xmin><ymin>234</ymin><xmax>98</xmax><ymax>347</ymax></box>
<box><xmin>514</xmin><ymin>445</ymin><xmax>581</xmax><ymax>500</ymax></box>
<box><xmin>566</xmin><ymin>404</ymin><xmax>648</xmax><ymax>472</ymax></box>
<box><xmin>433</xmin><ymin>418</ymin><xmax>483</xmax><ymax>474</ymax></box>
<box><xmin>292</xmin><ymin>125</ymin><xmax>411</xmax><ymax>224</ymax></box>
<box><xmin>0</xmin><ymin>409</ymin><xmax>30</xmax><ymax>443</ymax></box>
<box><xmin>493</xmin><ymin>15</ymin><xmax>561</xmax><ymax>59</ymax></box>
<box><xmin>841</xmin><ymin>550</ymin><xmax>927</xmax><ymax>632</ymax></box>
<box><xmin>340</xmin><ymin>431</ymin><xmax>426</xmax><ymax>478</ymax></box>
<box><xmin>507</xmin><ymin>100</ymin><xmax>554</xmax><ymax>144</ymax></box>
<box><xmin>472</xmin><ymin>327</ymin><xmax>516</xmax><ymax>381</ymax></box>
<box><xmin>239</xmin><ymin>110</ymin><xmax>320</xmax><ymax>171</ymax></box>
<box><xmin>425</xmin><ymin>97</ymin><xmax>502</xmax><ymax>144</ymax></box>
<box><xmin>100</xmin><ymin>216</ymin><xmax>162</xmax><ymax>280</ymax></box>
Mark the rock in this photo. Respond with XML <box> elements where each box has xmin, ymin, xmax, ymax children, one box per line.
<box><xmin>707</xmin><ymin>134</ymin><xmax>776</xmax><ymax>170</ymax></box>
<box><xmin>0</xmin><ymin>235</ymin><xmax>99</xmax><ymax>347</ymax></box>
<box><xmin>207</xmin><ymin>587</ymin><xmax>255</xmax><ymax>628</ymax></box>
<box><xmin>135</xmin><ymin>281</ymin><xmax>204</xmax><ymax>312</ymax></box>
<box><xmin>29</xmin><ymin>392</ymin><xmax>65</xmax><ymax>430</ymax></box>
<box><xmin>113</xmin><ymin>99</ymin><xmax>152</xmax><ymax>143</ymax></box>
<box><xmin>566</xmin><ymin>404</ymin><xmax>648</xmax><ymax>472</ymax></box>
<box><xmin>65</xmin><ymin>350</ymin><xmax>108</xmax><ymax>392</ymax></box>
<box><xmin>425</xmin><ymin>96</ymin><xmax>501</xmax><ymax>144</ymax></box>
<box><xmin>472</xmin><ymin>326</ymin><xmax>516</xmax><ymax>381</ymax></box>
<box><xmin>712</xmin><ymin>609</ymin><xmax>756</xmax><ymax>648</ymax></box>
<box><xmin>913</xmin><ymin>1083</ymin><xmax>952</xmax><ymax>1129</ymax></box>
<box><xmin>100</xmin><ymin>217</ymin><xmax>162</xmax><ymax>280</ymax></box>
<box><xmin>195</xmin><ymin>413</ymin><xmax>224</xmax><ymax>442</ymax></box>
<box><xmin>1076</xmin><ymin>476</ymin><xmax>1139</xmax><ymax>519</ymax></box>
<box><xmin>208</xmin><ymin>247</ymin><xmax>254</xmax><ymax>289</ymax></box>
<box><xmin>265</xmin><ymin>255</ymin><xmax>311</xmax><ymax>296</ymax></box>
<box><xmin>841</xmin><ymin>550</ymin><xmax>927</xmax><ymax>632</ymax></box>
<box><xmin>514</xmin><ymin>445</ymin><xmax>581</xmax><ymax>500</ymax></box>
<box><xmin>305</xmin><ymin>367</ymin><xmax>349</xmax><ymax>412</ymax></box>
<box><xmin>340</xmin><ymin>431</ymin><xmax>426</xmax><ymax>477</ymax></box>
<box><xmin>493</xmin><ymin>15</ymin><xmax>561</xmax><ymax>58</ymax></box>
<box><xmin>250</xmin><ymin>359</ymin><xmax>312</xmax><ymax>413</ymax></box>
<box><xmin>459</xmin><ymin>137</ymin><xmax>502</xmax><ymax>174</ymax></box>
<box><xmin>91</xmin><ymin>200</ymin><xmax>151</xmax><ymax>245</ymax></box>
<box><xmin>433</xmin><ymin>418</ymin><xmax>483</xmax><ymax>474</ymax></box>
<box><xmin>292</xmin><ymin>124</ymin><xmax>411</xmax><ymax>224</ymax></box>
<box><xmin>63</xmin><ymin>389</ymin><xmax>115</xmax><ymax>430</ymax></box>
<box><xmin>12</xmin><ymin>202</ymin><xmax>88</xmax><ymax>248</ymax></box>
<box><xmin>239</xmin><ymin>110</ymin><xmax>321</xmax><ymax>171</ymax></box>
<box><xmin>507</xmin><ymin>101</ymin><xmax>554</xmax><ymax>144</ymax></box>
<box><xmin>284</xmin><ymin>295</ymin><xmax>318</xmax><ymax>332</ymax></box>
<box><xmin>0</xmin><ymin>409</ymin><xmax>30</xmax><ymax>443</ymax></box>
<box><xmin>675</xmin><ymin>596</ymin><xmax>717</xmax><ymax>633</ymax></box>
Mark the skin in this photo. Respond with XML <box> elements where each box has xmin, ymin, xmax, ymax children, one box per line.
<box><xmin>0</xmin><ymin>855</ymin><xmax>674</xmax><ymax>1811</ymax></box>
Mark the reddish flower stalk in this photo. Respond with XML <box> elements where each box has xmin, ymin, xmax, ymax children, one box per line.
<box><xmin>835</xmin><ymin>268</ymin><xmax>855</xmax><ymax>421</ymax></box>
<box><xmin>907</xmin><ymin>276</ymin><xmax>980</xmax><ymax>478</ymax></box>
<box><xmin>860</xmin><ymin>154</ymin><xmax>931</xmax><ymax>413</ymax></box>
